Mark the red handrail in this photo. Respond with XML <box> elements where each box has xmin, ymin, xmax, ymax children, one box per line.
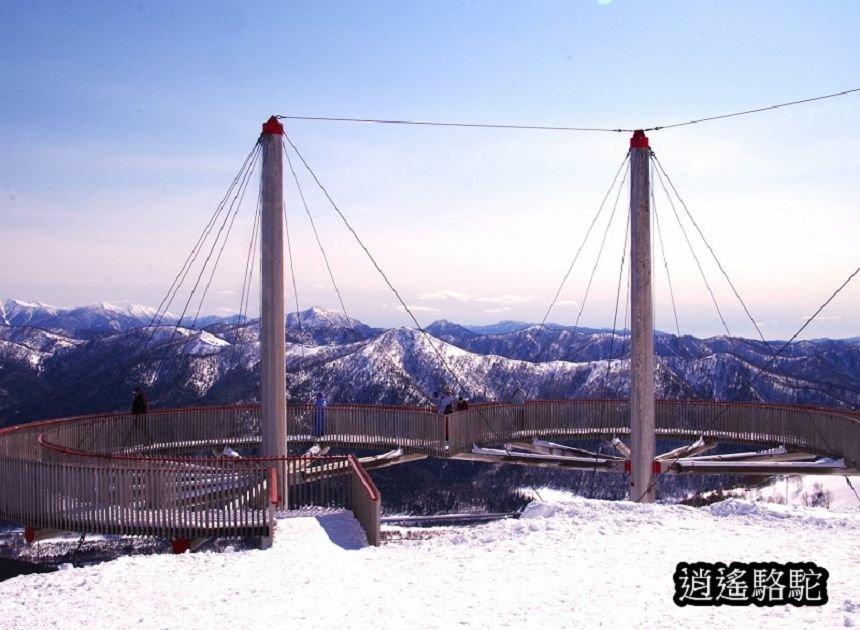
<box><xmin>36</xmin><ymin>431</ymin><xmax>354</xmax><ymax>465</ymax></box>
<box><xmin>348</xmin><ymin>455</ymin><xmax>379</xmax><ymax>502</ymax></box>
<box><xmin>19</xmin><ymin>399</ymin><xmax>860</xmax><ymax>467</ymax></box>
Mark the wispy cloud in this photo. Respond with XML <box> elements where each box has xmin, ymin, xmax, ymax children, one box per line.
<box><xmin>485</xmin><ymin>306</ymin><xmax>512</xmax><ymax>314</ymax></box>
<box><xmin>417</xmin><ymin>290</ymin><xmax>472</xmax><ymax>302</ymax></box>
<box><xmin>398</xmin><ymin>305</ymin><xmax>440</xmax><ymax>313</ymax></box>
<box><xmin>474</xmin><ymin>294</ymin><xmax>532</xmax><ymax>305</ymax></box>
<box><xmin>418</xmin><ymin>290</ymin><xmax>532</xmax><ymax>306</ymax></box>
<box><xmin>802</xmin><ymin>315</ymin><xmax>842</xmax><ymax>321</ymax></box>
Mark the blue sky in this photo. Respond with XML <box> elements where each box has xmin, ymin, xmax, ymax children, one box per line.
<box><xmin>1</xmin><ymin>1</ymin><xmax>858</xmax><ymax>339</ymax></box>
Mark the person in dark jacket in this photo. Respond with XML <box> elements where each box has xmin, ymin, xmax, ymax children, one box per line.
<box><xmin>455</xmin><ymin>396</ymin><xmax>469</xmax><ymax>411</ymax></box>
<box><xmin>312</xmin><ymin>392</ymin><xmax>327</xmax><ymax>438</ymax></box>
<box><xmin>131</xmin><ymin>387</ymin><xmax>148</xmax><ymax>415</ymax></box>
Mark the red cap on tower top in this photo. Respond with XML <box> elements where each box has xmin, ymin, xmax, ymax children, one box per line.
<box><xmin>630</xmin><ymin>130</ymin><xmax>649</xmax><ymax>149</ymax></box>
<box><xmin>262</xmin><ymin>116</ymin><xmax>284</xmax><ymax>135</ymax></box>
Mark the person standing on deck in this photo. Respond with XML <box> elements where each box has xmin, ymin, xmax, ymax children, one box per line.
<box><xmin>129</xmin><ymin>386</ymin><xmax>152</xmax><ymax>444</ymax></box>
<box><xmin>131</xmin><ymin>387</ymin><xmax>148</xmax><ymax>415</ymax></box>
<box><xmin>312</xmin><ymin>392</ymin><xmax>327</xmax><ymax>438</ymax></box>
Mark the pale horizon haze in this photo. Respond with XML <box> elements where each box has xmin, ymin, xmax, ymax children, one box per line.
<box><xmin>2</xmin><ymin>2</ymin><xmax>859</xmax><ymax>340</ymax></box>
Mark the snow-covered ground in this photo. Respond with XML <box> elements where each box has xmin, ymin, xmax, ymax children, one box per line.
<box><xmin>0</xmin><ymin>477</ymin><xmax>858</xmax><ymax>630</ymax></box>
<box><xmin>738</xmin><ymin>472</ymin><xmax>860</xmax><ymax>510</ymax></box>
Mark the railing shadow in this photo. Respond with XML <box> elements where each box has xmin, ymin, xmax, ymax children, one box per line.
<box><xmin>315</xmin><ymin>512</ymin><xmax>368</xmax><ymax>550</ymax></box>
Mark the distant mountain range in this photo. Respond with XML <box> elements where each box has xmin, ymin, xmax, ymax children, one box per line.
<box><xmin>1</xmin><ymin>298</ymin><xmax>859</xmax><ymax>427</ymax></box>
<box><xmin>0</xmin><ymin>298</ymin><xmax>240</xmax><ymax>338</ymax></box>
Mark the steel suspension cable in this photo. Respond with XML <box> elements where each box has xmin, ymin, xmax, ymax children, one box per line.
<box><xmin>601</xmin><ymin>206</ymin><xmax>631</xmax><ymax>400</ymax></box>
<box><xmin>178</xmin><ymin>144</ymin><xmax>260</xmax><ymax>329</ymax></box>
<box><xmin>582</xmin><ymin>214</ymin><xmax>630</xmax><ymax>496</ymax></box>
<box><xmin>239</xmin><ymin>196</ymin><xmax>262</xmax><ymax>333</ymax></box>
<box><xmin>651</xmin><ymin>174</ymin><xmax>681</xmax><ymax>338</ymax></box>
<box><xmin>282</xmin><ymin>132</ymin><xmax>467</xmax><ymax>395</ymax></box>
<box><xmin>652</xmin><ymin>154</ymin><xmax>766</xmax><ymax>344</ymax></box>
<box><xmin>846</xmin><ymin>477</ymin><xmax>860</xmax><ymax>506</ymax></box>
<box><xmin>644</xmin><ymin>87</ymin><xmax>860</xmax><ymax>132</ymax></box>
<box><xmin>652</xmin><ymin>157</ymin><xmax>732</xmax><ymax>337</ymax></box>
<box><xmin>539</xmin><ymin>155</ymin><xmax>630</xmax><ymax>332</ymax></box>
<box><xmin>282</xmin><ymin>142</ymin><xmax>351</xmax><ymax>321</ymax></box>
<box><xmin>152</xmin><ymin>143</ymin><xmax>261</xmax><ymax>380</ymax></box>
<box><xmin>621</xmin><ymin>251</ymin><xmax>631</xmax><ymax>339</ymax></box>
<box><xmin>190</xmin><ymin>147</ymin><xmax>262</xmax><ymax>329</ymax></box>
<box><xmin>633</xmin><ymin>262</ymin><xmax>860</xmax><ymax>502</ymax></box>
<box><xmin>122</xmin><ymin>142</ymin><xmax>255</xmax><ymax>443</ymax></box>
<box><xmin>282</xmin><ymin>132</ymin><xmax>535</xmax><ymax>464</ymax></box>
<box><xmin>765</xmin><ymin>344</ymin><xmax>860</xmax><ymax>402</ymax></box>
<box><xmin>229</xmin><ymin>192</ymin><xmax>262</xmax><ymax>368</ymax></box>
<box><xmin>555</xmin><ymin>159</ymin><xmax>630</xmax><ymax>367</ymax></box>
<box><xmin>651</xmin><ymin>152</ymin><xmax>859</xmax><ymax>398</ymax></box>
<box><xmin>652</xmin><ymin>195</ymin><xmax>860</xmax><ymax>396</ymax></box>
<box><xmin>277</xmin><ymin>114</ymin><xmax>626</xmax><ymax>133</ymax></box>
<box><xmin>282</xmin><ymin>174</ymin><xmax>309</xmax><ymax>384</ymax></box>
<box><xmin>284</xmin><ymin>195</ymin><xmax>302</xmax><ymax>327</ymax></box>
<box><xmin>145</xmin><ymin>142</ymin><xmax>260</xmax><ymax>339</ymax></box>
<box><xmin>277</xmin><ymin>88</ymin><xmax>860</xmax><ymax>136</ymax></box>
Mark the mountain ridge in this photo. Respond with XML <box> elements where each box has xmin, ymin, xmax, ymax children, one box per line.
<box><xmin>1</xmin><ymin>299</ymin><xmax>859</xmax><ymax>426</ymax></box>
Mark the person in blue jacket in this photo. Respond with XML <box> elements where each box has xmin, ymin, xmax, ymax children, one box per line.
<box><xmin>312</xmin><ymin>392</ymin><xmax>327</xmax><ymax>438</ymax></box>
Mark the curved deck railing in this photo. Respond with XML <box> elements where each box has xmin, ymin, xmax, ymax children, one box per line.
<box><xmin>451</xmin><ymin>400</ymin><xmax>860</xmax><ymax>467</ymax></box>
<box><xmin>0</xmin><ymin>400</ymin><xmax>857</xmax><ymax>543</ymax></box>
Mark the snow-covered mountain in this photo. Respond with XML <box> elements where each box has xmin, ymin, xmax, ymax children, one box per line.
<box><xmin>459</xmin><ymin>319</ymin><xmax>616</xmax><ymax>336</ymax></box>
<box><xmin>2</xmin><ymin>302</ymin><xmax>859</xmax><ymax>520</ymax></box>
<box><xmin>0</xmin><ymin>299</ymin><xmax>176</xmax><ymax>335</ymax></box>
<box><xmin>285</xmin><ymin>306</ymin><xmax>381</xmax><ymax>344</ymax></box>
<box><xmin>425</xmin><ymin>319</ymin><xmax>478</xmax><ymax>341</ymax></box>
<box><xmin>0</xmin><ymin>299</ymin><xmax>63</xmax><ymax>328</ymax></box>
<box><xmin>0</xmin><ymin>325</ymin><xmax>80</xmax><ymax>369</ymax></box>
<box><xmin>0</xmin><ymin>298</ymin><xmax>247</xmax><ymax>336</ymax></box>
<box><xmin>1</xmin><ymin>301</ymin><xmax>859</xmax><ymax>425</ymax></box>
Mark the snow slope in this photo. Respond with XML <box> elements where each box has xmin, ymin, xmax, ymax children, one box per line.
<box><xmin>0</xmin><ymin>491</ymin><xmax>857</xmax><ymax>629</ymax></box>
